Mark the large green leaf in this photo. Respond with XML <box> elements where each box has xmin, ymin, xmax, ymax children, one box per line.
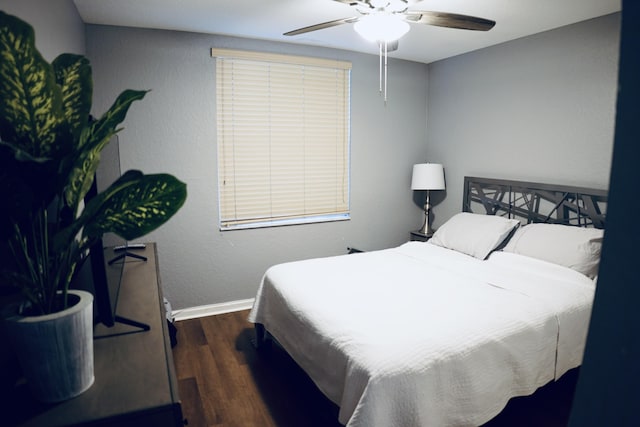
<box><xmin>0</xmin><ymin>11</ymin><xmax>68</xmax><ymax>159</ymax></box>
<box><xmin>52</xmin><ymin>53</ymin><xmax>92</xmax><ymax>143</ymax></box>
<box><xmin>56</xmin><ymin>170</ymin><xmax>187</xmax><ymax>250</ymax></box>
<box><xmin>62</xmin><ymin>126</ymin><xmax>101</xmax><ymax>215</ymax></box>
<box><xmin>87</xmin><ymin>171</ymin><xmax>187</xmax><ymax>240</ymax></box>
<box><xmin>63</xmin><ymin>90</ymin><xmax>147</xmax><ymax>210</ymax></box>
<box><xmin>89</xmin><ymin>89</ymin><xmax>147</xmax><ymax>149</ymax></box>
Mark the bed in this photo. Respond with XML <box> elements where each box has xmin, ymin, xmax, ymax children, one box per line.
<box><xmin>248</xmin><ymin>177</ymin><xmax>607</xmax><ymax>427</ymax></box>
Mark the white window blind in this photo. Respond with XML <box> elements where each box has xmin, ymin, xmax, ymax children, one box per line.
<box><xmin>213</xmin><ymin>48</ymin><xmax>351</xmax><ymax>230</ymax></box>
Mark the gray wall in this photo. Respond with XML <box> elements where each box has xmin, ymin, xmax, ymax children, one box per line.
<box><xmin>85</xmin><ymin>25</ymin><xmax>429</xmax><ymax>310</ymax></box>
<box><xmin>426</xmin><ymin>13</ymin><xmax>620</xmax><ymax>227</ymax></box>
<box><xmin>0</xmin><ymin>0</ymin><xmax>85</xmax><ymax>59</ymax></box>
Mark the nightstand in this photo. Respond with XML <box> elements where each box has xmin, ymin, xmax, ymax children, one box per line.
<box><xmin>410</xmin><ymin>231</ymin><xmax>432</xmax><ymax>242</ymax></box>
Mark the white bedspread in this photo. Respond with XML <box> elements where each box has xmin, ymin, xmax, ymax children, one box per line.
<box><xmin>248</xmin><ymin>242</ymin><xmax>595</xmax><ymax>427</ymax></box>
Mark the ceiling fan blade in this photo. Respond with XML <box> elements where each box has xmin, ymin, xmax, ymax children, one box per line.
<box><xmin>404</xmin><ymin>11</ymin><xmax>495</xmax><ymax>31</ymax></box>
<box><xmin>284</xmin><ymin>16</ymin><xmax>360</xmax><ymax>36</ymax></box>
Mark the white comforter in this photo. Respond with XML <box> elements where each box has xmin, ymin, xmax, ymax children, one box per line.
<box><xmin>248</xmin><ymin>242</ymin><xmax>595</xmax><ymax>427</ymax></box>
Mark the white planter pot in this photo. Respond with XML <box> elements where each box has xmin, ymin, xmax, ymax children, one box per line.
<box><xmin>4</xmin><ymin>289</ymin><xmax>95</xmax><ymax>402</ymax></box>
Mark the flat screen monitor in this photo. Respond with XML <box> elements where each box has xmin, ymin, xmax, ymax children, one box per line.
<box><xmin>72</xmin><ymin>136</ymin><xmax>149</xmax><ymax>333</ymax></box>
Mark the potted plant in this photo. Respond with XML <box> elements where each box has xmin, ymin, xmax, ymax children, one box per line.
<box><xmin>0</xmin><ymin>11</ymin><xmax>187</xmax><ymax>402</ymax></box>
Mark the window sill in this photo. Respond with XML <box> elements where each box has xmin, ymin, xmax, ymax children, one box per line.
<box><xmin>220</xmin><ymin>214</ymin><xmax>350</xmax><ymax>231</ymax></box>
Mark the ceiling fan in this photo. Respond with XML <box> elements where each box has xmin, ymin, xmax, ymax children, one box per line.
<box><xmin>284</xmin><ymin>0</ymin><xmax>496</xmax><ymax>40</ymax></box>
<box><xmin>284</xmin><ymin>0</ymin><xmax>495</xmax><ymax>103</ymax></box>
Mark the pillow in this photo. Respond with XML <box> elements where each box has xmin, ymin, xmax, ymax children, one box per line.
<box><xmin>429</xmin><ymin>212</ymin><xmax>520</xmax><ymax>259</ymax></box>
<box><xmin>502</xmin><ymin>223</ymin><xmax>604</xmax><ymax>278</ymax></box>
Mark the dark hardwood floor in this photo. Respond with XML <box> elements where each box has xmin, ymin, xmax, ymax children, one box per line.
<box><xmin>172</xmin><ymin>310</ymin><xmax>578</xmax><ymax>427</ymax></box>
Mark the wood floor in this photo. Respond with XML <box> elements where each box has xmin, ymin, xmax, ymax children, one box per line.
<box><xmin>172</xmin><ymin>310</ymin><xmax>578</xmax><ymax>427</ymax></box>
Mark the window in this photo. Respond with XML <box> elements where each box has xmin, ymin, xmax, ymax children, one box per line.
<box><xmin>213</xmin><ymin>48</ymin><xmax>351</xmax><ymax>230</ymax></box>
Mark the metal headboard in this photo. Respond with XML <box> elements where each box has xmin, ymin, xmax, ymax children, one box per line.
<box><xmin>463</xmin><ymin>176</ymin><xmax>607</xmax><ymax>229</ymax></box>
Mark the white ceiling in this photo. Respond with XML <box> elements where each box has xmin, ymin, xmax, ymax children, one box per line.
<box><xmin>73</xmin><ymin>0</ymin><xmax>621</xmax><ymax>64</ymax></box>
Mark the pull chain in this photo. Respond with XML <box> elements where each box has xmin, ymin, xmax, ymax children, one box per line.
<box><xmin>384</xmin><ymin>40</ymin><xmax>388</xmax><ymax>104</ymax></box>
<box><xmin>379</xmin><ymin>41</ymin><xmax>383</xmax><ymax>95</ymax></box>
<box><xmin>378</xmin><ymin>41</ymin><xmax>389</xmax><ymax>105</ymax></box>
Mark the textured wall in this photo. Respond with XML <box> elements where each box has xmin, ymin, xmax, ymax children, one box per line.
<box><xmin>85</xmin><ymin>25</ymin><xmax>429</xmax><ymax>309</ymax></box>
<box><xmin>426</xmin><ymin>13</ymin><xmax>620</xmax><ymax>227</ymax></box>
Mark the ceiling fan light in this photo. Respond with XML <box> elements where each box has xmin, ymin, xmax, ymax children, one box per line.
<box><xmin>354</xmin><ymin>14</ymin><xmax>410</xmax><ymax>43</ymax></box>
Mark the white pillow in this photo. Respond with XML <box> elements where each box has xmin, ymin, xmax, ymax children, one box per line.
<box><xmin>502</xmin><ymin>223</ymin><xmax>604</xmax><ymax>278</ymax></box>
<box><xmin>429</xmin><ymin>212</ymin><xmax>520</xmax><ymax>259</ymax></box>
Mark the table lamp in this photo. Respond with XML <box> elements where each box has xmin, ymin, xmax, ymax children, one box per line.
<box><xmin>411</xmin><ymin>163</ymin><xmax>445</xmax><ymax>236</ymax></box>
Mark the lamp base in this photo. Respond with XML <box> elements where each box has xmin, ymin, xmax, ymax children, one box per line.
<box><xmin>418</xmin><ymin>190</ymin><xmax>435</xmax><ymax>237</ymax></box>
<box><xmin>417</xmin><ymin>219</ymin><xmax>435</xmax><ymax>237</ymax></box>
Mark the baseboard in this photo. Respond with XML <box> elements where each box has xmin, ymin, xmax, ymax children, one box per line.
<box><xmin>172</xmin><ymin>298</ymin><xmax>255</xmax><ymax>321</ymax></box>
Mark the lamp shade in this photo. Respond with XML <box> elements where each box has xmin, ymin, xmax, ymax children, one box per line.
<box><xmin>354</xmin><ymin>14</ymin><xmax>410</xmax><ymax>43</ymax></box>
<box><xmin>411</xmin><ymin>163</ymin><xmax>445</xmax><ymax>190</ymax></box>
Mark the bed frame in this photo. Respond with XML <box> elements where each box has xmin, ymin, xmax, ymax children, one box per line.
<box><xmin>463</xmin><ymin>176</ymin><xmax>607</xmax><ymax>229</ymax></box>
